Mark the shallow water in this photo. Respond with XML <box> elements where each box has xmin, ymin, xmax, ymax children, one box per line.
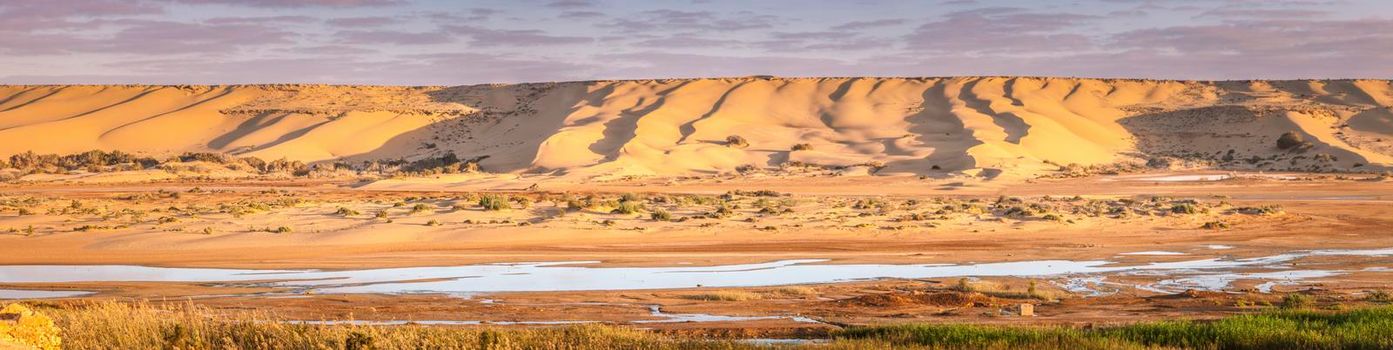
<box><xmin>0</xmin><ymin>289</ymin><xmax>93</xmax><ymax>299</ymax></box>
<box><xmin>289</xmin><ymin>304</ymin><xmax>819</xmax><ymax>326</ymax></box>
<box><xmin>1</xmin><ymin>248</ymin><xmax>1389</xmax><ymax>298</ymax></box>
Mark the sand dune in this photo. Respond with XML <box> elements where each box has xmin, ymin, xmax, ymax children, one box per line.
<box><xmin>2</xmin><ymin>77</ymin><xmax>1391</xmax><ymax>179</ymax></box>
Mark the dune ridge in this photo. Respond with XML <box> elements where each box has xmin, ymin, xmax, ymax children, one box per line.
<box><xmin>2</xmin><ymin>77</ymin><xmax>1391</xmax><ymax>179</ymax></box>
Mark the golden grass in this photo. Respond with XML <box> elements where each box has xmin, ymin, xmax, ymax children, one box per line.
<box><xmin>677</xmin><ymin>291</ymin><xmax>764</xmax><ymax>302</ymax></box>
<box><xmin>42</xmin><ymin>301</ymin><xmax>747</xmax><ymax>350</ymax></box>
<box><xmin>770</xmin><ymin>286</ymin><xmax>819</xmax><ymax>296</ymax></box>
<box><xmin>22</xmin><ymin>301</ymin><xmax>1393</xmax><ymax>350</ymax></box>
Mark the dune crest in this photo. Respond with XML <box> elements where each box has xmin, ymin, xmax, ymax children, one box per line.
<box><xmin>2</xmin><ymin>77</ymin><xmax>1391</xmax><ymax>179</ymax></box>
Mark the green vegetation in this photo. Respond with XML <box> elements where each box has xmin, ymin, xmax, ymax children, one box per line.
<box><xmin>1281</xmin><ymin>294</ymin><xmax>1314</xmax><ymax>309</ymax></box>
<box><xmin>840</xmin><ymin>307</ymin><xmax>1393</xmax><ymax>350</ymax></box>
<box><xmin>478</xmin><ymin>194</ymin><xmax>510</xmax><ymax>211</ymax></box>
<box><xmin>35</xmin><ymin>302</ymin><xmax>1393</xmax><ymax>350</ymax></box>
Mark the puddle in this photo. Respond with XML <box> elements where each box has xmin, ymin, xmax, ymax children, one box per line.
<box><xmin>635</xmin><ymin>305</ymin><xmax>819</xmax><ymax>324</ymax></box>
<box><xmin>1206</xmin><ymin>245</ymin><xmax>1235</xmax><ymax>250</ymax></box>
<box><xmin>738</xmin><ymin>338</ymin><xmax>829</xmax><ymax>345</ymax></box>
<box><xmin>290</xmin><ymin>319</ymin><xmax>594</xmax><ymax>326</ymax></box>
<box><xmin>1054</xmin><ymin>276</ymin><xmax>1114</xmax><ymax>297</ymax></box>
<box><xmin>1</xmin><ymin>248</ymin><xmax>1390</xmax><ymax>298</ymax></box>
<box><xmin>0</xmin><ymin>289</ymin><xmax>93</xmax><ymax>299</ymax></box>
<box><xmin>1142</xmin><ymin>270</ymin><xmax>1341</xmax><ymax>294</ymax></box>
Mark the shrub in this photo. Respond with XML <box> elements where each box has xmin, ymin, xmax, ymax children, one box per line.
<box><xmin>650</xmin><ymin>209</ymin><xmax>672</xmax><ymax>221</ymax></box>
<box><xmin>0</xmin><ymin>303</ymin><xmax>61</xmax><ymax>350</ymax></box>
<box><xmin>773</xmin><ymin>286</ymin><xmax>818</xmax><ymax>296</ymax></box>
<box><xmin>712</xmin><ymin>205</ymin><xmax>733</xmax><ymax>217</ymax></box>
<box><xmin>612</xmin><ymin>201</ymin><xmax>643</xmax><ymax>215</ymax></box>
<box><xmin>1201</xmin><ymin>221</ymin><xmax>1230</xmax><ymax>230</ymax></box>
<box><xmin>1367</xmin><ymin>290</ymin><xmax>1392</xmax><ymax>303</ymax></box>
<box><xmin>791</xmin><ymin>143</ymin><xmax>813</xmax><ymax>151</ymax></box>
<box><xmin>1281</xmin><ymin>293</ymin><xmax>1313</xmax><ymax>309</ymax></box>
<box><xmin>479</xmin><ymin>194</ymin><xmax>510</xmax><ymax>211</ymax></box>
<box><xmin>335</xmin><ymin>207</ymin><xmax>360</xmax><ymax>216</ymax></box>
<box><xmin>345</xmin><ymin>331</ymin><xmax>374</xmax><ymax>350</ymax></box>
<box><xmin>73</xmin><ymin>225</ymin><xmax>112</xmax><ymax>232</ymax></box>
<box><xmin>272</xmin><ymin>226</ymin><xmax>292</xmax><ymax>233</ymax></box>
<box><xmin>566</xmin><ymin>198</ymin><xmax>586</xmax><ymax>211</ymax></box>
<box><xmin>725</xmin><ymin>135</ymin><xmax>749</xmax><ymax>148</ymax></box>
<box><xmin>1003</xmin><ymin>206</ymin><xmax>1035</xmax><ymax>218</ymax></box>
<box><xmin>954</xmin><ymin>278</ymin><xmax>974</xmax><ymax>292</ymax></box>
<box><xmin>425</xmin><ymin>219</ymin><xmax>442</xmax><ymax>226</ymax></box>
<box><xmin>1236</xmin><ymin>205</ymin><xmax>1283</xmax><ymax>215</ymax></box>
<box><xmin>1171</xmin><ymin>203</ymin><xmax>1200</xmax><ymax>214</ymax></box>
<box><xmin>680</xmin><ymin>291</ymin><xmax>762</xmax><ymax>301</ymax></box>
<box><xmin>1277</xmin><ymin>131</ymin><xmax>1305</xmax><ymax>150</ymax></box>
<box><xmin>409</xmin><ymin>203</ymin><xmax>432</xmax><ymax>214</ymax></box>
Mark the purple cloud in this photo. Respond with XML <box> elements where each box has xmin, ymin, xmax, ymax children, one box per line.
<box><xmin>546</xmin><ymin>0</ymin><xmax>595</xmax><ymax>8</ymax></box>
<box><xmin>905</xmin><ymin>7</ymin><xmax>1097</xmax><ymax>54</ymax></box>
<box><xmin>333</xmin><ymin>29</ymin><xmax>454</xmax><ymax>45</ymax></box>
<box><xmin>831</xmin><ymin>19</ymin><xmax>907</xmax><ymax>31</ymax></box>
<box><xmin>167</xmin><ymin>0</ymin><xmax>405</xmax><ymax>8</ymax></box>
<box><xmin>603</xmin><ymin>9</ymin><xmax>780</xmax><ymax>31</ymax></box>
<box><xmin>325</xmin><ymin>16</ymin><xmax>401</xmax><ymax>27</ymax></box>
<box><xmin>442</xmin><ymin>25</ymin><xmax>593</xmax><ymax>46</ymax></box>
<box><xmin>559</xmin><ymin>11</ymin><xmax>605</xmax><ymax>19</ymax></box>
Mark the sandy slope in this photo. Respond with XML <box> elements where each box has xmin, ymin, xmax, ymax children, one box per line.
<box><xmin>2</xmin><ymin>77</ymin><xmax>1391</xmax><ymax>179</ymax></box>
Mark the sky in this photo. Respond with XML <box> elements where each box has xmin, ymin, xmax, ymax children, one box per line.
<box><xmin>2</xmin><ymin>0</ymin><xmax>1392</xmax><ymax>85</ymax></box>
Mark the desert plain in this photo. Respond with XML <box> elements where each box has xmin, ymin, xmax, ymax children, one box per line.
<box><xmin>2</xmin><ymin>77</ymin><xmax>1393</xmax><ymax>345</ymax></box>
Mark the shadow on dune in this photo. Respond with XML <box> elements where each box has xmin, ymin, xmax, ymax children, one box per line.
<box><xmin>321</xmin><ymin>83</ymin><xmax>598</xmax><ymax>173</ymax></box>
<box><xmin>882</xmin><ymin>81</ymin><xmax>980</xmax><ymax>178</ymax></box>
<box><xmin>303</xmin><ymin>79</ymin><xmax>1005</xmax><ymax>178</ymax></box>
<box><xmin>959</xmin><ymin>79</ymin><xmax>1028</xmax><ymax>144</ymax></box>
<box><xmin>1119</xmin><ymin>106</ymin><xmax>1377</xmax><ymax>170</ymax></box>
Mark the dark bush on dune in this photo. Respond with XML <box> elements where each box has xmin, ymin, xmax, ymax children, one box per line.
<box><xmin>1277</xmin><ymin>131</ymin><xmax>1306</xmax><ymax>150</ymax></box>
<box><xmin>726</xmin><ymin>135</ymin><xmax>749</xmax><ymax>148</ymax></box>
<box><xmin>4</xmin><ymin>150</ymin><xmax>159</xmax><ymax>173</ymax></box>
